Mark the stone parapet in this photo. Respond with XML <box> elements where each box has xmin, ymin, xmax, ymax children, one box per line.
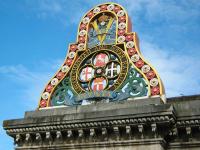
<box><xmin>3</xmin><ymin>96</ymin><xmax>200</xmax><ymax>150</ymax></box>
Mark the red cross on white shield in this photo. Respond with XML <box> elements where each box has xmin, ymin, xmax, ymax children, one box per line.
<box><xmin>91</xmin><ymin>77</ymin><xmax>107</xmax><ymax>91</ymax></box>
<box><xmin>93</xmin><ymin>53</ymin><xmax>109</xmax><ymax>67</ymax></box>
<box><xmin>80</xmin><ymin>66</ymin><xmax>94</xmax><ymax>81</ymax></box>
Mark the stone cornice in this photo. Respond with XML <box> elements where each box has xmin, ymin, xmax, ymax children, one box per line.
<box><xmin>3</xmin><ymin>96</ymin><xmax>200</xmax><ymax>149</ymax></box>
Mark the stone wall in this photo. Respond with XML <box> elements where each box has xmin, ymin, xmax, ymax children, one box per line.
<box><xmin>3</xmin><ymin>95</ymin><xmax>200</xmax><ymax>150</ymax></box>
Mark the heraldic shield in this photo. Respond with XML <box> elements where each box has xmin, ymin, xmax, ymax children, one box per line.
<box><xmin>38</xmin><ymin>3</ymin><xmax>165</xmax><ymax>108</ymax></box>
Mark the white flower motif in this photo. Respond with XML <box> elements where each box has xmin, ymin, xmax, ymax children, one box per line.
<box><xmin>82</xmin><ymin>17</ymin><xmax>90</xmax><ymax>24</ymax></box>
<box><xmin>126</xmin><ymin>41</ymin><xmax>134</xmax><ymax>48</ymax></box>
<box><xmin>117</xmin><ymin>36</ymin><xmax>125</xmax><ymax>43</ymax></box>
<box><xmin>131</xmin><ymin>54</ymin><xmax>140</xmax><ymax>62</ymax></box>
<box><xmin>79</xmin><ymin>30</ymin><xmax>86</xmax><ymax>36</ymax></box>
<box><xmin>107</xmin><ymin>4</ymin><xmax>115</xmax><ymax>11</ymax></box>
<box><xmin>68</xmin><ymin>52</ymin><xmax>76</xmax><ymax>59</ymax></box>
<box><xmin>118</xmin><ymin>22</ymin><xmax>126</xmax><ymax>29</ymax></box>
<box><xmin>93</xmin><ymin>7</ymin><xmax>100</xmax><ymax>14</ymax></box>
<box><xmin>141</xmin><ymin>65</ymin><xmax>150</xmax><ymax>73</ymax></box>
<box><xmin>150</xmin><ymin>78</ymin><xmax>159</xmax><ymax>87</ymax></box>
<box><xmin>117</xmin><ymin>10</ymin><xmax>125</xmax><ymax>17</ymax></box>
<box><xmin>51</xmin><ymin>78</ymin><xmax>59</xmax><ymax>86</ymax></box>
<box><xmin>78</xmin><ymin>43</ymin><xmax>85</xmax><ymax>50</ymax></box>
<box><xmin>61</xmin><ymin>65</ymin><xmax>70</xmax><ymax>73</ymax></box>
<box><xmin>42</xmin><ymin>92</ymin><xmax>50</xmax><ymax>100</ymax></box>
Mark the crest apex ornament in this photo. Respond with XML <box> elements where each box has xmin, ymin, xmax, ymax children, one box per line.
<box><xmin>38</xmin><ymin>2</ymin><xmax>165</xmax><ymax>109</ymax></box>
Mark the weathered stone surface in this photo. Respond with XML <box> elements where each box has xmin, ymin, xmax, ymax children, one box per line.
<box><xmin>3</xmin><ymin>96</ymin><xmax>200</xmax><ymax>149</ymax></box>
<box><xmin>25</xmin><ymin>96</ymin><xmax>164</xmax><ymax>118</ymax></box>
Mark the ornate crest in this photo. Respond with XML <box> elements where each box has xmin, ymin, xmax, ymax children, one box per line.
<box><xmin>38</xmin><ymin>3</ymin><xmax>165</xmax><ymax>108</ymax></box>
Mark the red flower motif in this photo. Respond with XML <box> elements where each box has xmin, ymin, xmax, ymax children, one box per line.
<box><xmin>40</xmin><ymin>100</ymin><xmax>47</xmax><ymax>107</ymax></box>
<box><xmin>70</xmin><ymin>44</ymin><xmax>77</xmax><ymax>52</ymax></box>
<box><xmin>119</xmin><ymin>16</ymin><xmax>126</xmax><ymax>22</ymax></box>
<box><xmin>80</xmin><ymin>24</ymin><xmax>86</xmax><ymax>30</ymax></box>
<box><xmin>100</xmin><ymin>5</ymin><xmax>107</xmax><ymax>11</ymax></box>
<box><xmin>125</xmin><ymin>35</ymin><xmax>133</xmax><ymax>41</ymax></box>
<box><xmin>78</xmin><ymin>36</ymin><xmax>85</xmax><ymax>43</ymax></box>
<box><xmin>151</xmin><ymin>86</ymin><xmax>160</xmax><ymax>95</ymax></box>
<box><xmin>46</xmin><ymin>84</ymin><xmax>53</xmax><ymax>92</ymax></box>
<box><xmin>66</xmin><ymin>59</ymin><xmax>73</xmax><ymax>66</ymax></box>
<box><xmin>56</xmin><ymin>72</ymin><xmax>64</xmax><ymax>80</ymax></box>
<box><xmin>118</xmin><ymin>29</ymin><xmax>125</xmax><ymax>36</ymax></box>
<box><xmin>87</xmin><ymin>11</ymin><xmax>94</xmax><ymax>18</ymax></box>
<box><xmin>135</xmin><ymin>59</ymin><xmax>144</xmax><ymax>68</ymax></box>
<box><xmin>114</xmin><ymin>6</ymin><xmax>121</xmax><ymax>13</ymax></box>
<box><xmin>146</xmin><ymin>70</ymin><xmax>156</xmax><ymax>80</ymax></box>
<box><xmin>128</xmin><ymin>48</ymin><xmax>136</xmax><ymax>56</ymax></box>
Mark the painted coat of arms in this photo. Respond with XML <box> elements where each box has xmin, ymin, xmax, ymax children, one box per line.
<box><xmin>38</xmin><ymin>3</ymin><xmax>165</xmax><ymax>108</ymax></box>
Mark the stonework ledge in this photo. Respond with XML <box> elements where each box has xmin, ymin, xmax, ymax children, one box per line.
<box><xmin>3</xmin><ymin>95</ymin><xmax>200</xmax><ymax>150</ymax></box>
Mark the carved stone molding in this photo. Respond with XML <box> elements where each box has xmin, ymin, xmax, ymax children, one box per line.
<box><xmin>3</xmin><ymin>102</ymin><xmax>177</xmax><ymax>149</ymax></box>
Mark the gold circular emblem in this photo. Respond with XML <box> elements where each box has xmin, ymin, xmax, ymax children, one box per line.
<box><xmin>70</xmin><ymin>45</ymin><xmax>129</xmax><ymax>94</ymax></box>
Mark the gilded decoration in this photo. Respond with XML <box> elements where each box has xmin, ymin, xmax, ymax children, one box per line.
<box><xmin>38</xmin><ymin>3</ymin><xmax>165</xmax><ymax>108</ymax></box>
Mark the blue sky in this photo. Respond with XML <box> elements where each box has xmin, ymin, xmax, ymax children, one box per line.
<box><xmin>0</xmin><ymin>0</ymin><xmax>200</xmax><ymax>149</ymax></box>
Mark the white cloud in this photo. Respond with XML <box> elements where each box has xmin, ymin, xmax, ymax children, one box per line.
<box><xmin>24</xmin><ymin>0</ymin><xmax>95</xmax><ymax>26</ymax></box>
<box><xmin>140</xmin><ymin>40</ymin><xmax>200</xmax><ymax>97</ymax></box>
<box><xmin>0</xmin><ymin>37</ymin><xmax>199</xmax><ymax>110</ymax></box>
<box><xmin>23</xmin><ymin>0</ymin><xmax>200</xmax><ymax>38</ymax></box>
<box><xmin>0</xmin><ymin>60</ymin><xmax>62</xmax><ymax>109</ymax></box>
<box><xmin>122</xmin><ymin>0</ymin><xmax>200</xmax><ymax>22</ymax></box>
<box><xmin>1</xmin><ymin>0</ymin><xmax>199</xmax><ymax>106</ymax></box>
